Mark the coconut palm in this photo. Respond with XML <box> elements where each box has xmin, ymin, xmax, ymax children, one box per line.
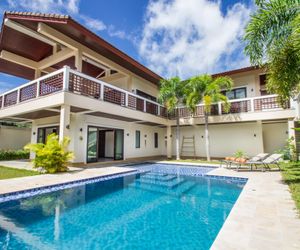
<box><xmin>185</xmin><ymin>74</ymin><xmax>233</xmax><ymax>161</ymax></box>
<box><xmin>244</xmin><ymin>0</ymin><xmax>300</xmax><ymax>104</ymax></box>
<box><xmin>159</xmin><ymin>77</ymin><xmax>185</xmax><ymax>160</ymax></box>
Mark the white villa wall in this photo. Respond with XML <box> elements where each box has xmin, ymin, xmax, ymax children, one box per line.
<box><xmin>172</xmin><ymin>122</ymin><xmax>265</xmax><ymax>158</ymax></box>
<box><xmin>31</xmin><ymin>114</ymin><xmax>166</xmax><ymax>163</ymax></box>
<box><xmin>132</xmin><ymin>76</ymin><xmax>158</xmax><ymax>98</ymax></box>
<box><xmin>0</xmin><ymin>126</ymin><xmax>31</xmax><ymax>150</ymax></box>
<box><xmin>262</xmin><ymin>122</ymin><xmax>288</xmax><ymax>154</ymax></box>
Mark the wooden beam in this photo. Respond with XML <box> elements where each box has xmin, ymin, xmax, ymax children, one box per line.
<box><xmin>38</xmin><ymin>23</ymin><xmax>129</xmax><ymax>77</ymax></box>
<box><xmin>37</xmin><ymin>47</ymin><xmax>75</xmax><ymax>69</ymax></box>
<box><xmin>0</xmin><ymin>50</ymin><xmax>38</xmax><ymax>69</ymax></box>
<box><xmin>4</xmin><ymin>19</ymin><xmax>57</xmax><ymax>47</ymax></box>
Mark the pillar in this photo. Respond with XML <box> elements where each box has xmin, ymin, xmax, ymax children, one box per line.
<box><xmin>30</xmin><ymin>120</ymin><xmax>37</xmax><ymax>159</ymax></box>
<box><xmin>59</xmin><ymin>104</ymin><xmax>71</xmax><ymax>142</ymax></box>
<box><xmin>75</xmin><ymin>50</ymin><xmax>82</xmax><ymax>72</ymax></box>
<box><xmin>256</xmin><ymin>120</ymin><xmax>265</xmax><ymax>154</ymax></box>
<box><xmin>167</xmin><ymin>125</ymin><xmax>172</xmax><ymax>159</ymax></box>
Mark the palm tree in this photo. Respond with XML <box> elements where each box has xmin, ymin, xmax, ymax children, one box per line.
<box><xmin>159</xmin><ymin>77</ymin><xmax>185</xmax><ymax>160</ymax></box>
<box><xmin>244</xmin><ymin>0</ymin><xmax>300</xmax><ymax>104</ymax></box>
<box><xmin>185</xmin><ymin>74</ymin><xmax>233</xmax><ymax>161</ymax></box>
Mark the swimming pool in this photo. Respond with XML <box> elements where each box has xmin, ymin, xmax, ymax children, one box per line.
<box><xmin>0</xmin><ymin>163</ymin><xmax>246</xmax><ymax>250</ymax></box>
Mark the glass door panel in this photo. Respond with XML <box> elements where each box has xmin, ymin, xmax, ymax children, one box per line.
<box><xmin>87</xmin><ymin>127</ymin><xmax>98</xmax><ymax>163</ymax></box>
<box><xmin>114</xmin><ymin>129</ymin><xmax>124</xmax><ymax>160</ymax></box>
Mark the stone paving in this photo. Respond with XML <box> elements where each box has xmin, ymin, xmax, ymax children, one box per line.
<box><xmin>209</xmin><ymin>168</ymin><xmax>300</xmax><ymax>250</ymax></box>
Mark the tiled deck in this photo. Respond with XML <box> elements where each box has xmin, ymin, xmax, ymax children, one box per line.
<box><xmin>208</xmin><ymin>168</ymin><xmax>300</xmax><ymax>250</ymax></box>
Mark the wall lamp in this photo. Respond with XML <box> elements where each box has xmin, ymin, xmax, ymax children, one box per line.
<box><xmin>66</xmin><ymin>125</ymin><xmax>70</xmax><ymax>129</ymax></box>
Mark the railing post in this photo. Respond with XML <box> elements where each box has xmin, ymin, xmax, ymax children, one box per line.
<box><xmin>36</xmin><ymin>80</ymin><xmax>40</xmax><ymax>97</ymax></box>
<box><xmin>144</xmin><ymin>100</ymin><xmax>146</xmax><ymax>112</ymax></box>
<box><xmin>63</xmin><ymin>66</ymin><xmax>70</xmax><ymax>91</ymax></box>
<box><xmin>218</xmin><ymin>102</ymin><xmax>222</xmax><ymax>115</ymax></box>
<box><xmin>158</xmin><ymin>105</ymin><xmax>161</xmax><ymax>116</ymax></box>
<box><xmin>1</xmin><ymin>95</ymin><xmax>4</xmax><ymax>108</ymax></box>
<box><xmin>125</xmin><ymin>92</ymin><xmax>128</xmax><ymax>107</ymax></box>
<box><xmin>16</xmin><ymin>89</ymin><xmax>20</xmax><ymax>104</ymax></box>
<box><xmin>100</xmin><ymin>84</ymin><xmax>104</xmax><ymax>100</ymax></box>
<box><xmin>250</xmin><ymin>98</ymin><xmax>255</xmax><ymax>112</ymax></box>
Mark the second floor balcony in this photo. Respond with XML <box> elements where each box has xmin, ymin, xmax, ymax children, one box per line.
<box><xmin>0</xmin><ymin>66</ymin><xmax>296</xmax><ymax>124</ymax></box>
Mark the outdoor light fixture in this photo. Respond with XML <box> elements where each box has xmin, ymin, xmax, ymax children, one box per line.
<box><xmin>66</xmin><ymin>125</ymin><xmax>70</xmax><ymax>129</ymax></box>
<box><xmin>127</xmin><ymin>133</ymin><xmax>129</xmax><ymax>136</ymax></box>
<box><xmin>33</xmin><ymin>132</ymin><xmax>36</xmax><ymax>135</ymax></box>
<box><xmin>80</xmin><ymin>128</ymin><xmax>83</xmax><ymax>132</ymax></box>
<box><xmin>254</xmin><ymin>134</ymin><xmax>256</xmax><ymax>137</ymax></box>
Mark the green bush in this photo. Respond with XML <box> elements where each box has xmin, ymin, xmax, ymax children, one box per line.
<box><xmin>25</xmin><ymin>133</ymin><xmax>74</xmax><ymax>173</ymax></box>
<box><xmin>0</xmin><ymin>149</ymin><xmax>30</xmax><ymax>160</ymax></box>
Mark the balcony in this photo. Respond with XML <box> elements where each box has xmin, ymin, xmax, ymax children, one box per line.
<box><xmin>0</xmin><ymin>66</ymin><xmax>295</xmax><ymax>124</ymax></box>
<box><xmin>175</xmin><ymin>95</ymin><xmax>292</xmax><ymax>119</ymax></box>
<box><xmin>0</xmin><ymin>67</ymin><xmax>168</xmax><ymax>119</ymax></box>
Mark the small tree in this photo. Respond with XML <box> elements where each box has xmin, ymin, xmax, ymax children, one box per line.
<box><xmin>185</xmin><ymin>74</ymin><xmax>233</xmax><ymax>161</ymax></box>
<box><xmin>25</xmin><ymin>133</ymin><xmax>73</xmax><ymax>173</ymax></box>
<box><xmin>159</xmin><ymin>77</ymin><xmax>185</xmax><ymax>160</ymax></box>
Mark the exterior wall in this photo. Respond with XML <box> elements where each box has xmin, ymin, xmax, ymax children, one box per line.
<box><xmin>228</xmin><ymin>68</ymin><xmax>264</xmax><ymax>97</ymax></box>
<box><xmin>172</xmin><ymin>122</ymin><xmax>265</xmax><ymax>158</ymax></box>
<box><xmin>31</xmin><ymin>114</ymin><xmax>166</xmax><ymax>163</ymax></box>
<box><xmin>0</xmin><ymin>126</ymin><xmax>31</xmax><ymax>150</ymax></box>
<box><xmin>132</xmin><ymin>76</ymin><xmax>159</xmax><ymax>98</ymax></box>
<box><xmin>262</xmin><ymin>122</ymin><xmax>288</xmax><ymax>153</ymax></box>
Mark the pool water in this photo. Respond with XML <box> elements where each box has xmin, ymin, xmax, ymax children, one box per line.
<box><xmin>0</xmin><ymin>165</ymin><xmax>244</xmax><ymax>250</ymax></box>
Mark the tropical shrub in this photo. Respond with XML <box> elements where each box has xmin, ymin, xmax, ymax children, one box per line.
<box><xmin>0</xmin><ymin>149</ymin><xmax>30</xmax><ymax>160</ymax></box>
<box><xmin>277</xmin><ymin>137</ymin><xmax>297</xmax><ymax>161</ymax></box>
<box><xmin>234</xmin><ymin>150</ymin><xmax>247</xmax><ymax>159</ymax></box>
<box><xmin>25</xmin><ymin>134</ymin><xmax>73</xmax><ymax>173</ymax></box>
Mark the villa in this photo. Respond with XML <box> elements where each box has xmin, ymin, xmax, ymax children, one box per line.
<box><xmin>0</xmin><ymin>11</ymin><xmax>298</xmax><ymax>163</ymax></box>
<box><xmin>0</xmin><ymin>10</ymin><xmax>300</xmax><ymax>250</ymax></box>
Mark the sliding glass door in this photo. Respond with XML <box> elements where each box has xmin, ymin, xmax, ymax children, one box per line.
<box><xmin>114</xmin><ymin>129</ymin><xmax>124</xmax><ymax>160</ymax></box>
<box><xmin>87</xmin><ymin>126</ymin><xmax>124</xmax><ymax>162</ymax></box>
<box><xmin>87</xmin><ymin>127</ymin><xmax>98</xmax><ymax>163</ymax></box>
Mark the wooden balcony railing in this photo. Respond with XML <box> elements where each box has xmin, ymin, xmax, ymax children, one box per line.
<box><xmin>0</xmin><ymin>66</ymin><xmax>292</xmax><ymax>120</ymax></box>
<box><xmin>0</xmin><ymin>67</ymin><xmax>168</xmax><ymax>118</ymax></box>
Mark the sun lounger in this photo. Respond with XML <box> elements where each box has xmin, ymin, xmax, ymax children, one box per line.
<box><xmin>237</xmin><ymin>153</ymin><xmax>282</xmax><ymax>171</ymax></box>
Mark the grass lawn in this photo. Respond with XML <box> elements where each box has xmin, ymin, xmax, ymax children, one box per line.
<box><xmin>0</xmin><ymin>166</ymin><xmax>39</xmax><ymax>180</ymax></box>
<box><xmin>281</xmin><ymin>162</ymin><xmax>300</xmax><ymax>213</ymax></box>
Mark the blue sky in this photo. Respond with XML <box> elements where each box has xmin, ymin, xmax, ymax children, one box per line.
<box><xmin>0</xmin><ymin>0</ymin><xmax>254</xmax><ymax>93</ymax></box>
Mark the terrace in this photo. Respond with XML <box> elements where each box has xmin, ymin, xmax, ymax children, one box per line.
<box><xmin>0</xmin><ymin>66</ymin><xmax>296</xmax><ymax>124</ymax></box>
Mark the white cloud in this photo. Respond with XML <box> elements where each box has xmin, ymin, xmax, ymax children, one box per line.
<box><xmin>139</xmin><ymin>0</ymin><xmax>252</xmax><ymax>78</ymax></box>
<box><xmin>80</xmin><ymin>15</ymin><xmax>106</xmax><ymax>31</ymax></box>
<box><xmin>7</xmin><ymin>0</ymin><xmax>79</xmax><ymax>14</ymax></box>
<box><xmin>4</xmin><ymin>0</ymin><xmax>129</xmax><ymax>40</ymax></box>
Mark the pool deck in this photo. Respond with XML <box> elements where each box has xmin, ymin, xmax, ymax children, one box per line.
<box><xmin>208</xmin><ymin>167</ymin><xmax>300</xmax><ymax>250</ymax></box>
<box><xmin>0</xmin><ymin>161</ymin><xmax>299</xmax><ymax>249</ymax></box>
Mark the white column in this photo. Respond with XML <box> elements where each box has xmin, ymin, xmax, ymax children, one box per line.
<box><xmin>75</xmin><ymin>50</ymin><xmax>82</xmax><ymax>72</ymax></box>
<box><xmin>59</xmin><ymin>104</ymin><xmax>71</xmax><ymax>142</ymax></box>
<box><xmin>30</xmin><ymin>121</ymin><xmax>37</xmax><ymax>159</ymax></box>
<box><xmin>63</xmin><ymin>66</ymin><xmax>70</xmax><ymax>91</ymax></box>
<box><xmin>288</xmin><ymin>120</ymin><xmax>295</xmax><ymax>139</ymax></box>
<box><xmin>167</xmin><ymin>125</ymin><xmax>172</xmax><ymax>159</ymax></box>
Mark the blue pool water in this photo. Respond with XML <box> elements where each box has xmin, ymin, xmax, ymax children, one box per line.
<box><xmin>0</xmin><ymin>164</ymin><xmax>245</xmax><ymax>250</ymax></box>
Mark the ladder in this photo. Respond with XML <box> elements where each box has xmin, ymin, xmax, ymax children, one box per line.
<box><xmin>181</xmin><ymin>136</ymin><xmax>196</xmax><ymax>159</ymax></box>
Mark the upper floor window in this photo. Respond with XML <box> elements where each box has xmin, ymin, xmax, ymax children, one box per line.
<box><xmin>259</xmin><ymin>74</ymin><xmax>271</xmax><ymax>96</ymax></box>
<box><xmin>222</xmin><ymin>87</ymin><xmax>247</xmax><ymax>100</ymax></box>
<box><xmin>136</xmin><ymin>89</ymin><xmax>157</xmax><ymax>102</ymax></box>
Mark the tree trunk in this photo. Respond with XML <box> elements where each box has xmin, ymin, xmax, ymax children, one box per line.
<box><xmin>176</xmin><ymin>110</ymin><xmax>180</xmax><ymax>160</ymax></box>
<box><xmin>204</xmin><ymin>113</ymin><xmax>211</xmax><ymax>161</ymax></box>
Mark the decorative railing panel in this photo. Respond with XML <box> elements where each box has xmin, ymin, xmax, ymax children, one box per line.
<box><xmin>39</xmin><ymin>73</ymin><xmax>63</xmax><ymax>96</ymax></box>
<box><xmin>0</xmin><ymin>96</ymin><xmax>2</xmax><ymax>109</ymax></box>
<box><xmin>136</xmin><ymin>97</ymin><xmax>144</xmax><ymax>112</ymax></box>
<box><xmin>69</xmin><ymin>73</ymin><xmax>100</xmax><ymax>99</ymax></box>
<box><xmin>103</xmin><ymin>86</ymin><xmax>125</xmax><ymax>106</ymax></box>
<box><xmin>146</xmin><ymin>101</ymin><xmax>158</xmax><ymax>115</ymax></box>
<box><xmin>4</xmin><ymin>90</ymin><xmax>18</xmax><ymax>107</ymax></box>
<box><xmin>254</xmin><ymin>96</ymin><xmax>288</xmax><ymax>111</ymax></box>
<box><xmin>19</xmin><ymin>82</ymin><xmax>37</xmax><ymax>102</ymax></box>
<box><xmin>222</xmin><ymin>100</ymin><xmax>251</xmax><ymax>114</ymax></box>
